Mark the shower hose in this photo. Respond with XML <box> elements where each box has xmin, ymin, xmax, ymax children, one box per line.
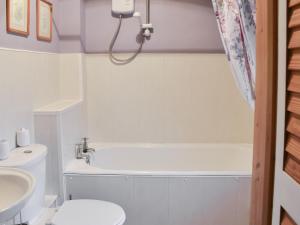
<box><xmin>109</xmin><ymin>15</ymin><xmax>145</xmax><ymax>65</ymax></box>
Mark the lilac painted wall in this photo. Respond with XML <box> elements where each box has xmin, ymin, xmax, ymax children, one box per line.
<box><xmin>0</xmin><ymin>0</ymin><xmax>224</xmax><ymax>53</ymax></box>
<box><xmin>0</xmin><ymin>0</ymin><xmax>60</xmax><ymax>52</ymax></box>
<box><xmin>84</xmin><ymin>0</ymin><xmax>224</xmax><ymax>53</ymax></box>
<box><xmin>57</xmin><ymin>0</ymin><xmax>85</xmax><ymax>52</ymax></box>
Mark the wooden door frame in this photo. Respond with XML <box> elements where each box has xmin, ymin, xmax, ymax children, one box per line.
<box><xmin>250</xmin><ymin>0</ymin><xmax>278</xmax><ymax>225</ymax></box>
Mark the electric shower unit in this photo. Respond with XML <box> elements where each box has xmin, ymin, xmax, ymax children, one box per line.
<box><xmin>109</xmin><ymin>0</ymin><xmax>153</xmax><ymax>65</ymax></box>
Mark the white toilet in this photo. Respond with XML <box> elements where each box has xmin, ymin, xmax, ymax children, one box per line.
<box><xmin>50</xmin><ymin>199</ymin><xmax>126</xmax><ymax>225</ymax></box>
<box><xmin>0</xmin><ymin>144</ymin><xmax>126</xmax><ymax>225</ymax></box>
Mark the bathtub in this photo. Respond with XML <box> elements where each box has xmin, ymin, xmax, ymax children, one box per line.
<box><xmin>64</xmin><ymin>143</ymin><xmax>253</xmax><ymax>225</ymax></box>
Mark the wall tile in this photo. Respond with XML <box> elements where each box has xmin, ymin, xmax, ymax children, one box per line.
<box><xmin>86</xmin><ymin>54</ymin><xmax>254</xmax><ymax>143</ymax></box>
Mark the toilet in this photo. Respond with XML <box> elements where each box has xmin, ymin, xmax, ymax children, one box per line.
<box><xmin>0</xmin><ymin>144</ymin><xmax>126</xmax><ymax>225</ymax></box>
<box><xmin>50</xmin><ymin>199</ymin><xmax>125</xmax><ymax>225</ymax></box>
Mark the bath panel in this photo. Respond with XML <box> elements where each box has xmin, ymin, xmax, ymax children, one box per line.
<box><xmin>65</xmin><ymin>175</ymin><xmax>251</xmax><ymax>225</ymax></box>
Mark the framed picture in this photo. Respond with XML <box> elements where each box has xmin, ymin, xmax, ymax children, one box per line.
<box><xmin>36</xmin><ymin>0</ymin><xmax>52</xmax><ymax>42</ymax></box>
<box><xmin>6</xmin><ymin>0</ymin><xmax>30</xmax><ymax>36</ymax></box>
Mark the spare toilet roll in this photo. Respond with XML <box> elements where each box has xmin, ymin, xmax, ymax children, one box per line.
<box><xmin>16</xmin><ymin>128</ymin><xmax>30</xmax><ymax>147</ymax></box>
<box><xmin>0</xmin><ymin>139</ymin><xmax>9</xmax><ymax>160</ymax></box>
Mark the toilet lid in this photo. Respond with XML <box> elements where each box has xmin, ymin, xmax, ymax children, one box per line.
<box><xmin>51</xmin><ymin>200</ymin><xmax>126</xmax><ymax>225</ymax></box>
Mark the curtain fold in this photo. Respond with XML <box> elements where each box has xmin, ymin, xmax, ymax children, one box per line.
<box><xmin>212</xmin><ymin>0</ymin><xmax>256</xmax><ymax>108</ymax></box>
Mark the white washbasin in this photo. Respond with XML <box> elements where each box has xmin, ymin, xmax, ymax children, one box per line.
<box><xmin>0</xmin><ymin>168</ymin><xmax>36</xmax><ymax>223</ymax></box>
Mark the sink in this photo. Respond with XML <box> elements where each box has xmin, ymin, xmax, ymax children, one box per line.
<box><xmin>0</xmin><ymin>168</ymin><xmax>36</xmax><ymax>223</ymax></box>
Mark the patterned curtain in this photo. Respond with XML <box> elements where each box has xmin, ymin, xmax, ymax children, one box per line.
<box><xmin>212</xmin><ymin>0</ymin><xmax>256</xmax><ymax>108</ymax></box>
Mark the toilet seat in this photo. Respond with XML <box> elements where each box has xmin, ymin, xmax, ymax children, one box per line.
<box><xmin>51</xmin><ymin>200</ymin><xmax>126</xmax><ymax>225</ymax></box>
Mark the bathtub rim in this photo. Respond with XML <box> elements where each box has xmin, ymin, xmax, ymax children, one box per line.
<box><xmin>65</xmin><ymin>143</ymin><xmax>253</xmax><ymax>176</ymax></box>
<box><xmin>89</xmin><ymin>142</ymin><xmax>253</xmax><ymax>150</ymax></box>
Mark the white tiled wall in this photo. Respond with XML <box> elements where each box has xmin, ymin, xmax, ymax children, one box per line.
<box><xmin>0</xmin><ymin>48</ymin><xmax>85</xmax><ymax>202</ymax></box>
<box><xmin>0</xmin><ymin>48</ymin><xmax>60</xmax><ymax>149</ymax></box>
<box><xmin>85</xmin><ymin>54</ymin><xmax>254</xmax><ymax>143</ymax></box>
<box><xmin>59</xmin><ymin>54</ymin><xmax>84</xmax><ymax>100</ymax></box>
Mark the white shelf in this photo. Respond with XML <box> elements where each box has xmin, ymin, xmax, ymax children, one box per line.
<box><xmin>34</xmin><ymin>99</ymin><xmax>82</xmax><ymax>115</ymax></box>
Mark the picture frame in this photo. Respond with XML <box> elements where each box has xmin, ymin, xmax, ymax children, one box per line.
<box><xmin>6</xmin><ymin>0</ymin><xmax>30</xmax><ymax>36</ymax></box>
<box><xmin>36</xmin><ymin>0</ymin><xmax>52</xmax><ymax>42</ymax></box>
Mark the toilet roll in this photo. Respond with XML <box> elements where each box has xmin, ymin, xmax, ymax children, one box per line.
<box><xmin>0</xmin><ymin>139</ymin><xmax>9</xmax><ymax>160</ymax></box>
<box><xmin>16</xmin><ymin>128</ymin><xmax>30</xmax><ymax>147</ymax></box>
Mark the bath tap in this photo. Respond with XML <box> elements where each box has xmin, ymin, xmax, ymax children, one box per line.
<box><xmin>75</xmin><ymin>138</ymin><xmax>95</xmax><ymax>164</ymax></box>
<box><xmin>82</xmin><ymin>138</ymin><xmax>95</xmax><ymax>153</ymax></box>
<box><xmin>82</xmin><ymin>154</ymin><xmax>91</xmax><ymax>165</ymax></box>
<box><xmin>82</xmin><ymin>137</ymin><xmax>96</xmax><ymax>153</ymax></box>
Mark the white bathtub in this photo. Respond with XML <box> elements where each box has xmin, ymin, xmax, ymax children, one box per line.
<box><xmin>64</xmin><ymin>143</ymin><xmax>253</xmax><ymax>225</ymax></box>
